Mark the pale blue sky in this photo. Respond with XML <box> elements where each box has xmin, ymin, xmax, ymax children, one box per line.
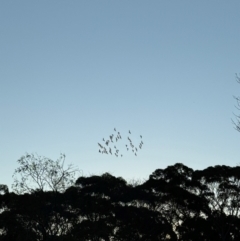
<box><xmin>1</xmin><ymin>1</ymin><xmax>240</xmax><ymax>191</ymax></box>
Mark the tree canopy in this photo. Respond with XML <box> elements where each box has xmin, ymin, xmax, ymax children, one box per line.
<box><xmin>11</xmin><ymin>153</ymin><xmax>80</xmax><ymax>194</ymax></box>
<box><xmin>1</xmin><ymin>162</ymin><xmax>240</xmax><ymax>240</ymax></box>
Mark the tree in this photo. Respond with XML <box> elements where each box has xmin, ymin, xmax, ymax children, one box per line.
<box><xmin>176</xmin><ymin>216</ymin><xmax>218</xmax><ymax>241</ymax></box>
<box><xmin>232</xmin><ymin>74</ymin><xmax>240</xmax><ymax>132</ymax></box>
<box><xmin>141</xmin><ymin>163</ymin><xmax>210</xmax><ymax>236</ymax></box>
<box><xmin>73</xmin><ymin>172</ymin><xmax>177</xmax><ymax>240</ymax></box>
<box><xmin>4</xmin><ymin>162</ymin><xmax>240</xmax><ymax>240</ymax></box>
<box><xmin>12</xmin><ymin>153</ymin><xmax>81</xmax><ymax>194</ymax></box>
<box><xmin>0</xmin><ymin>189</ymin><xmax>77</xmax><ymax>241</ymax></box>
<box><xmin>192</xmin><ymin>165</ymin><xmax>240</xmax><ymax>241</ymax></box>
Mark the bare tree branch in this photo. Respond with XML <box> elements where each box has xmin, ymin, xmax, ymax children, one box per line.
<box><xmin>232</xmin><ymin>74</ymin><xmax>240</xmax><ymax>132</ymax></box>
<box><xmin>11</xmin><ymin>153</ymin><xmax>81</xmax><ymax>194</ymax></box>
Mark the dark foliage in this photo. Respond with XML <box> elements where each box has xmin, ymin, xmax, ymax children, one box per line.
<box><xmin>1</xmin><ymin>163</ymin><xmax>240</xmax><ymax>240</ymax></box>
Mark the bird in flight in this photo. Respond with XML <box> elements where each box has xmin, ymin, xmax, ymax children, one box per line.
<box><xmin>98</xmin><ymin>128</ymin><xmax>144</xmax><ymax>157</ymax></box>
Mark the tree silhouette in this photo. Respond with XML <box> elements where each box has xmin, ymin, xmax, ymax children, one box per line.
<box><xmin>1</xmin><ymin>162</ymin><xmax>240</xmax><ymax>240</ymax></box>
<box><xmin>192</xmin><ymin>165</ymin><xmax>240</xmax><ymax>241</ymax></box>
<box><xmin>232</xmin><ymin>73</ymin><xmax>240</xmax><ymax>132</ymax></box>
<box><xmin>12</xmin><ymin>153</ymin><xmax>80</xmax><ymax>194</ymax></box>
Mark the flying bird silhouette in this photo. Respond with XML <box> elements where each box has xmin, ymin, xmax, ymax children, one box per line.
<box><xmin>98</xmin><ymin>128</ymin><xmax>144</xmax><ymax>157</ymax></box>
<box><xmin>98</xmin><ymin>143</ymin><xmax>103</xmax><ymax>148</ymax></box>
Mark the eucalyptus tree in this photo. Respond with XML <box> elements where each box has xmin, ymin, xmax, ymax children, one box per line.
<box><xmin>73</xmin><ymin>172</ymin><xmax>177</xmax><ymax>240</ymax></box>
<box><xmin>176</xmin><ymin>215</ymin><xmax>217</xmax><ymax>241</ymax></box>
<box><xmin>232</xmin><ymin>74</ymin><xmax>240</xmax><ymax>132</ymax></box>
<box><xmin>192</xmin><ymin>165</ymin><xmax>240</xmax><ymax>241</ymax></box>
<box><xmin>0</xmin><ymin>189</ymin><xmax>78</xmax><ymax>241</ymax></box>
<box><xmin>12</xmin><ymin>153</ymin><xmax>80</xmax><ymax>194</ymax></box>
<box><xmin>2</xmin><ymin>153</ymin><xmax>81</xmax><ymax>240</ymax></box>
<box><xmin>0</xmin><ymin>192</ymin><xmax>38</xmax><ymax>241</ymax></box>
<box><xmin>141</xmin><ymin>163</ymin><xmax>210</xmax><ymax>237</ymax></box>
<box><xmin>69</xmin><ymin>173</ymin><xmax>124</xmax><ymax>240</ymax></box>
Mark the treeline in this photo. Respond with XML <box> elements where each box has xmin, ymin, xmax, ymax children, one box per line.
<box><xmin>1</xmin><ymin>163</ymin><xmax>240</xmax><ymax>241</ymax></box>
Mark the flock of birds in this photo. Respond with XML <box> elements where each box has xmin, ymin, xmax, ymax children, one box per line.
<box><xmin>98</xmin><ymin>128</ymin><xmax>144</xmax><ymax>157</ymax></box>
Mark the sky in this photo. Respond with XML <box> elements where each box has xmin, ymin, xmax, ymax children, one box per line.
<box><xmin>1</xmin><ymin>1</ymin><xmax>240</xmax><ymax>191</ymax></box>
